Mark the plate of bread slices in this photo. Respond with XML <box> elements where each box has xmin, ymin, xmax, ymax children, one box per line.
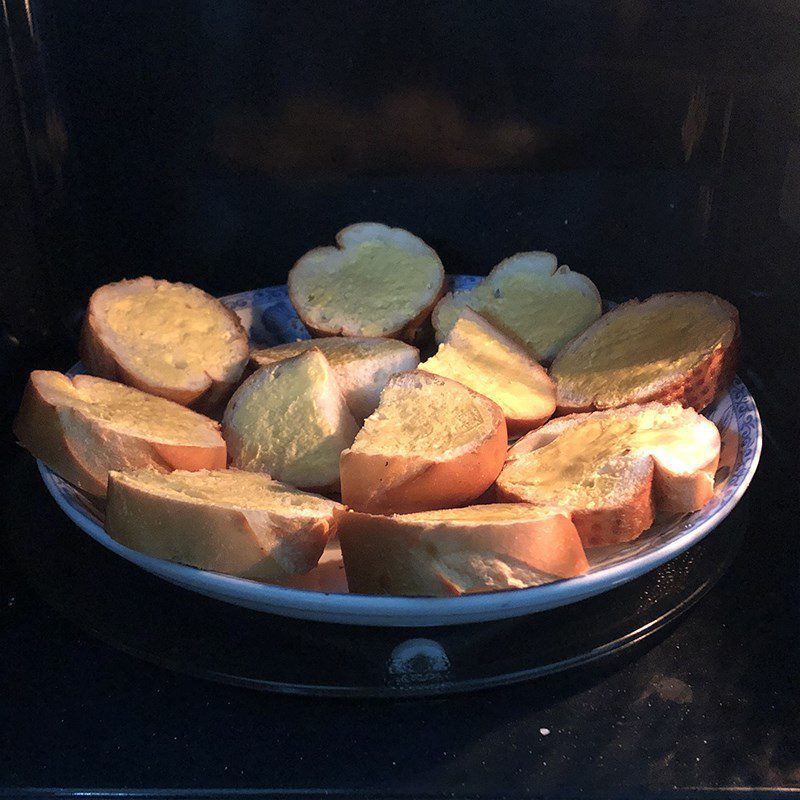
<box><xmin>14</xmin><ymin>223</ymin><xmax>761</xmax><ymax>626</ymax></box>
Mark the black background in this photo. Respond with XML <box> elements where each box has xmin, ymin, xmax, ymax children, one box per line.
<box><xmin>1</xmin><ymin>0</ymin><xmax>799</xmax><ymax>796</ymax></box>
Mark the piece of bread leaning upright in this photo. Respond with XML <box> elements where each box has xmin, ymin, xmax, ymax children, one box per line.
<box><xmin>340</xmin><ymin>371</ymin><xmax>507</xmax><ymax>514</ymax></box>
<box><xmin>288</xmin><ymin>223</ymin><xmax>446</xmax><ymax>344</ymax></box>
<box><xmin>80</xmin><ymin>277</ymin><xmax>249</xmax><ymax>416</ymax></box>
<box><xmin>223</xmin><ymin>349</ymin><xmax>359</xmax><ymax>493</ymax></box>
<box><xmin>551</xmin><ymin>292</ymin><xmax>739</xmax><ymax>414</ymax></box>
<box><xmin>250</xmin><ymin>336</ymin><xmax>419</xmax><ymax>421</ymax></box>
<box><xmin>419</xmin><ymin>307</ymin><xmax>556</xmax><ymax>435</ymax></box>
<box><xmin>432</xmin><ymin>251</ymin><xmax>601</xmax><ymax>363</ymax></box>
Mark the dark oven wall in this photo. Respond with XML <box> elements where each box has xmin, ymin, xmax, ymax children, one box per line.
<box><xmin>3</xmin><ymin>0</ymin><xmax>799</xmax><ymax>440</ymax></box>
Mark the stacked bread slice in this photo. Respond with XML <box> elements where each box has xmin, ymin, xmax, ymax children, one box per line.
<box><xmin>250</xmin><ymin>336</ymin><xmax>419</xmax><ymax>421</ymax></box>
<box><xmin>419</xmin><ymin>308</ymin><xmax>556</xmax><ymax>435</ymax></box>
<box><xmin>433</xmin><ymin>252</ymin><xmax>601</xmax><ymax>363</ymax></box>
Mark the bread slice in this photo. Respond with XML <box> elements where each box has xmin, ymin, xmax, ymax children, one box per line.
<box><xmin>550</xmin><ymin>292</ymin><xmax>739</xmax><ymax>414</ymax></box>
<box><xmin>250</xmin><ymin>336</ymin><xmax>419</xmax><ymax>421</ymax></box>
<box><xmin>432</xmin><ymin>252</ymin><xmax>601</xmax><ymax>362</ymax></box>
<box><xmin>495</xmin><ymin>402</ymin><xmax>721</xmax><ymax>547</ymax></box>
<box><xmin>13</xmin><ymin>371</ymin><xmax>226</xmax><ymax>497</ymax></box>
<box><xmin>287</xmin><ymin>223</ymin><xmax>445</xmax><ymax>343</ymax></box>
<box><xmin>340</xmin><ymin>371</ymin><xmax>507</xmax><ymax>514</ymax></box>
<box><xmin>419</xmin><ymin>308</ymin><xmax>556</xmax><ymax>436</ymax></box>
<box><xmin>80</xmin><ymin>277</ymin><xmax>249</xmax><ymax>416</ymax></box>
<box><xmin>339</xmin><ymin>504</ymin><xmax>589</xmax><ymax>596</ymax></box>
<box><xmin>106</xmin><ymin>469</ymin><xmax>344</xmax><ymax>580</ymax></box>
<box><xmin>222</xmin><ymin>349</ymin><xmax>359</xmax><ymax>492</ymax></box>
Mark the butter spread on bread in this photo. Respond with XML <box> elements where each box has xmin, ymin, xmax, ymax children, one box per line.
<box><xmin>433</xmin><ymin>252</ymin><xmax>601</xmax><ymax>362</ymax></box>
<box><xmin>288</xmin><ymin>223</ymin><xmax>445</xmax><ymax>342</ymax></box>
<box><xmin>80</xmin><ymin>277</ymin><xmax>249</xmax><ymax>415</ymax></box>
<box><xmin>223</xmin><ymin>349</ymin><xmax>358</xmax><ymax>492</ymax></box>
<box><xmin>419</xmin><ymin>307</ymin><xmax>556</xmax><ymax>435</ymax></box>
<box><xmin>340</xmin><ymin>370</ymin><xmax>507</xmax><ymax>514</ymax></box>
<box><xmin>106</xmin><ymin>468</ymin><xmax>343</xmax><ymax>580</ymax></box>
<box><xmin>496</xmin><ymin>402</ymin><xmax>721</xmax><ymax>546</ymax></box>
<box><xmin>13</xmin><ymin>371</ymin><xmax>226</xmax><ymax>497</ymax></box>
<box><xmin>250</xmin><ymin>336</ymin><xmax>419</xmax><ymax>421</ymax></box>
<box><xmin>339</xmin><ymin>504</ymin><xmax>588</xmax><ymax>596</ymax></box>
<box><xmin>551</xmin><ymin>292</ymin><xmax>739</xmax><ymax>413</ymax></box>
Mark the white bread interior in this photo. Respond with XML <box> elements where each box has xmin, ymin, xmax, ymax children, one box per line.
<box><xmin>496</xmin><ymin>402</ymin><xmax>721</xmax><ymax>547</ymax></box>
<box><xmin>250</xmin><ymin>336</ymin><xmax>419</xmax><ymax>421</ymax></box>
<box><xmin>13</xmin><ymin>371</ymin><xmax>227</xmax><ymax>497</ymax></box>
<box><xmin>432</xmin><ymin>252</ymin><xmax>601</xmax><ymax>362</ymax></box>
<box><xmin>222</xmin><ymin>349</ymin><xmax>359</xmax><ymax>492</ymax></box>
<box><xmin>340</xmin><ymin>370</ymin><xmax>507</xmax><ymax>514</ymax></box>
<box><xmin>287</xmin><ymin>223</ymin><xmax>445</xmax><ymax>342</ymax></box>
<box><xmin>106</xmin><ymin>468</ymin><xmax>344</xmax><ymax>580</ymax></box>
<box><xmin>80</xmin><ymin>277</ymin><xmax>249</xmax><ymax>415</ymax></box>
<box><xmin>551</xmin><ymin>292</ymin><xmax>739</xmax><ymax>414</ymax></box>
<box><xmin>339</xmin><ymin>504</ymin><xmax>589</xmax><ymax>596</ymax></box>
<box><xmin>419</xmin><ymin>307</ymin><xmax>556</xmax><ymax>435</ymax></box>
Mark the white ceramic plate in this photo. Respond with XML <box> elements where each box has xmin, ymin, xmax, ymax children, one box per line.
<box><xmin>38</xmin><ymin>279</ymin><xmax>762</xmax><ymax>627</ymax></box>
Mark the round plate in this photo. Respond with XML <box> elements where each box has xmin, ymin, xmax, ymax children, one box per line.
<box><xmin>38</xmin><ymin>279</ymin><xmax>762</xmax><ymax>627</ymax></box>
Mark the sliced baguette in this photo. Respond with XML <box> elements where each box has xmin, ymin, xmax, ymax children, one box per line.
<box><xmin>222</xmin><ymin>349</ymin><xmax>358</xmax><ymax>493</ymax></box>
<box><xmin>106</xmin><ymin>469</ymin><xmax>344</xmax><ymax>580</ymax></box>
<box><xmin>550</xmin><ymin>292</ymin><xmax>739</xmax><ymax>414</ymax></box>
<box><xmin>80</xmin><ymin>277</ymin><xmax>249</xmax><ymax>416</ymax></box>
<box><xmin>419</xmin><ymin>307</ymin><xmax>556</xmax><ymax>435</ymax></box>
<box><xmin>339</xmin><ymin>504</ymin><xmax>589</xmax><ymax>596</ymax></box>
<box><xmin>432</xmin><ymin>252</ymin><xmax>601</xmax><ymax>362</ymax></box>
<box><xmin>340</xmin><ymin>371</ymin><xmax>507</xmax><ymax>514</ymax></box>
<box><xmin>287</xmin><ymin>223</ymin><xmax>445</xmax><ymax>343</ymax></box>
<box><xmin>250</xmin><ymin>336</ymin><xmax>419</xmax><ymax>421</ymax></box>
<box><xmin>495</xmin><ymin>402</ymin><xmax>721</xmax><ymax>547</ymax></box>
<box><xmin>13</xmin><ymin>371</ymin><xmax>226</xmax><ymax>497</ymax></box>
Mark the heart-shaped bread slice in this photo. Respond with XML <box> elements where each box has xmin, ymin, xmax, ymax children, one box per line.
<box><xmin>339</xmin><ymin>504</ymin><xmax>588</xmax><ymax>596</ymax></box>
<box><xmin>495</xmin><ymin>402</ymin><xmax>721</xmax><ymax>547</ymax></box>
<box><xmin>250</xmin><ymin>336</ymin><xmax>419</xmax><ymax>421</ymax></box>
<box><xmin>340</xmin><ymin>371</ymin><xmax>507</xmax><ymax>514</ymax></box>
<box><xmin>550</xmin><ymin>292</ymin><xmax>739</xmax><ymax>414</ymax></box>
<box><xmin>223</xmin><ymin>349</ymin><xmax>359</xmax><ymax>493</ymax></box>
<box><xmin>80</xmin><ymin>277</ymin><xmax>249</xmax><ymax>416</ymax></box>
<box><xmin>287</xmin><ymin>223</ymin><xmax>445</xmax><ymax>343</ymax></box>
<box><xmin>432</xmin><ymin>252</ymin><xmax>601</xmax><ymax>363</ymax></box>
<box><xmin>419</xmin><ymin>307</ymin><xmax>556</xmax><ymax>435</ymax></box>
<box><xmin>13</xmin><ymin>371</ymin><xmax>226</xmax><ymax>497</ymax></box>
<box><xmin>106</xmin><ymin>468</ymin><xmax>344</xmax><ymax>581</ymax></box>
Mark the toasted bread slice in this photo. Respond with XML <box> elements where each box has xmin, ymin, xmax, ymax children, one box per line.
<box><xmin>13</xmin><ymin>371</ymin><xmax>226</xmax><ymax>497</ymax></box>
<box><xmin>339</xmin><ymin>504</ymin><xmax>589</xmax><ymax>596</ymax></box>
<box><xmin>222</xmin><ymin>349</ymin><xmax>358</xmax><ymax>492</ymax></box>
<box><xmin>419</xmin><ymin>308</ymin><xmax>556</xmax><ymax>436</ymax></box>
<box><xmin>340</xmin><ymin>371</ymin><xmax>507</xmax><ymax>514</ymax></box>
<box><xmin>287</xmin><ymin>223</ymin><xmax>445</xmax><ymax>343</ymax></box>
<box><xmin>432</xmin><ymin>252</ymin><xmax>601</xmax><ymax>362</ymax></box>
<box><xmin>250</xmin><ymin>336</ymin><xmax>419</xmax><ymax>421</ymax></box>
<box><xmin>495</xmin><ymin>403</ymin><xmax>721</xmax><ymax>547</ymax></box>
<box><xmin>550</xmin><ymin>292</ymin><xmax>739</xmax><ymax>414</ymax></box>
<box><xmin>80</xmin><ymin>277</ymin><xmax>249</xmax><ymax>416</ymax></box>
<box><xmin>105</xmin><ymin>468</ymin><xmax>344</xmax><ymax>580</ymax></box>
